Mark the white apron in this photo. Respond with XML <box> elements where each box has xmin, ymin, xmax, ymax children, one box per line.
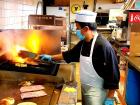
<box><xmin>80</xmin><ymin>34</ymin><xmax>103</xmax><ymax>88</ymax></box>
<box><xmin>80</xmin><ymin>34</ymin><xmax>108</xmax><ymax>105</ymax></box>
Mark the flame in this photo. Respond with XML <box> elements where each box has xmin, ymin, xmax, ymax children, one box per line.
<box><xmin>10</xmin><ymin>45</ymin><xmax>27</xmax><ymax>63</ymax></box>
<box><xmin>26</xmin><ymin>32</ymin><xmax>41</xmax><ymax>53</ymax></box>
<box><xmin>9</xmin><ymin>32</ymin><xmax>41</xmax><ymax>63</ymax></box>
<box><xmin>1</xmin><ymin>30</ymin><xmax>43</xmax><ymax>64</ymax></box>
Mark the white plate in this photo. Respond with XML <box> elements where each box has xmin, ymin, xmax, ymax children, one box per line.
<box><xmin>17</xmin><ymin>102</ymin><xmax>37</xmax><ymax>105</ymax></box>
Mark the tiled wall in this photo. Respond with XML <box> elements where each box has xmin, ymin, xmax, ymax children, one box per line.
<box><xmin>0</xmin><ymin>0</ymin><xmax>38</xmax><ymax>29</ymax></box>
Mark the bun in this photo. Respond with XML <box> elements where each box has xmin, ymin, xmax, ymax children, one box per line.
<box><xmin>0</xmin><ymin>97</ymin><xmax>15</xmax><ymax>105</ymax></box>
<box><xmin>0</xmin><ymin>99</ymin><xmax>8</xmax><ymax>105</ymax></box>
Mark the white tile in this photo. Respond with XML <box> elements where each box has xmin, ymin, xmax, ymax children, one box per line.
<box><xmin>0</xmin><ymin>1</ymin><xmax>5</xmax><ymax>9</ymax></box>
<box><xmin>0</xmin><ymin>18</ymin><xmax>5</xmax><ymax>26</ymax></box>
<box><xmin>6</xmin><ymin>2</ymin><xmax>17</xmax><ymax>10</ymax></box>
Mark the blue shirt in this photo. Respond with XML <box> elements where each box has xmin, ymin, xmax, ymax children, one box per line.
<box><xmin>62</xmin><ymin>35</ymin><xmax>120</xmax><ymax>89</ymax></box>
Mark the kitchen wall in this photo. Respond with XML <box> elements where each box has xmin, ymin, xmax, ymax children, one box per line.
<box><xmin>96</xmin><ymin>0</ymin><xmax>123</xmax><ymax>11</ymax></box>
<box><xmin>0</xmin><ymin>0</ymin><xmax>38</xmax><ymax>29</ymax></box>
<box><xmin>70</xmin><ymin>0</ymin><xmax>123</xmax><ymax>22</ymax></box>
<box><xmin>70</xmin><ymin>0</ymin><xmax>94</xmax><ymax>22</ymax></box>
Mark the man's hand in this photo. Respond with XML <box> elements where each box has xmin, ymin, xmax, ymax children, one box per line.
<box><xmin>107</xmin><ymin>90</ymin><xmax>115</xmax><ymax>98</ymax></box>
<box><xmin>104</xmin><ymin>90</ymin><xmax>115</xmax><ymax>105</ymax></box>
<box><xmin>39</xmin><ymin>54</ymin><xmax>52</xmax><ymax>62</ymax></box>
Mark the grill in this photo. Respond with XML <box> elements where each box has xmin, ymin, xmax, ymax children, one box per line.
<box><xmin>0</xmin><ymin>59</ymin><xmax>60</xmax><ymax>76</ymax></box>
<box><xmin>0</xmin><ymin>70</ymin><xmax>63</xmax><ymax>105</ymax></box>
<box><xmin>0</xmin><ymin>29</ymin><xmax>61</xmax><ymax>75</ymax></box>
<box><xmin>0</xmin><ymin>29</ymin><xmax>77</xmax><ymax>105</ymax></box>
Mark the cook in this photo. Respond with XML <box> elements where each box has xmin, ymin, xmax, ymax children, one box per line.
<box><xmin>39</xmin><ymin>10</ymin><xmax>120</xmax><ymax>105</ymax></box>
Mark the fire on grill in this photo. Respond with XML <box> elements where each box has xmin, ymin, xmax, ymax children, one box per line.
<box><xmin>0</xmin><ymin>29</ymin><xmax>61</xmax><ymax>75</ymax></box>
<box><xmin>0</xmin><ymin>29</ymin><xmax>77</xmax><ymax>105</ymax></box>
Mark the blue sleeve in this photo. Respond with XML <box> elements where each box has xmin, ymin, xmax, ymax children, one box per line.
<box><xmin>103</xmin><ymin>44</ymin><xmax>120</xmax><ymax>89</ymax></box>
<box><xmin>62</xmin><ymin>41</ymin><xmax>83</xmax><ymax>63</ymax></box>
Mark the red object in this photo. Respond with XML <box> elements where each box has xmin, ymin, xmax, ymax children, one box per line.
<box><xmin>121</xmin><ymin>47</ymin><xmax>129</xmax><ymax>55</ymax></box>
<box><xmin>129</xmin><ymin>12</ymin><xmax>140</xmax><ymax>23</ymax></box>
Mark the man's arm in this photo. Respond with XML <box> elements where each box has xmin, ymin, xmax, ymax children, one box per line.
<box><xmin>52</xmin><ymin>53</ymin><xmax>64</xmax><ymax>61</ymax></box>
<box><xmin>39</xmin><ymin>40</ymin><xmax>82</xmax><ymax>63</ymax></box>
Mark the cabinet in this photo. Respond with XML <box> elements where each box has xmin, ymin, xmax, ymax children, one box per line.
<box><xmin>55</xmin><ymin>0</ymin><xmax>70</xmax><ymax>6</ymax></box>
<box><xmin>129</xmin><ymin>32</ymin><xmax>140</xmax><ymax>56</ymax></box>
<box><xmin>113</xmin><ymin>0</ymin><xmax>125</xmax><ymax>3</ymax></box>
<box><xmin>43</xmin><ymin>0</ymin><xmax>70</xmax><ymax>6</ymax></box>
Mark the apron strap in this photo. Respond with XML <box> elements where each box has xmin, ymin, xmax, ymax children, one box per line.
<box><xmin>89</xmin><ymin>33</ymin><xmax>98</xmax><ymax>57</ymax></box>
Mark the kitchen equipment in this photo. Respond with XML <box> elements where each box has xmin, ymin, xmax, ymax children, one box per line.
<box><xmin>0</xmin><ymin>29</ymin><xmax>61</xmax><ymax>75</ymax></box>
<box><xmin>0</xmin><ymin>29</ymin><xmax>77</xmax><ymax>105</ymax></box>
<box><xmin>18</xmin><ymin>50</ymin><xmax>38</xmax><ymax>59</ymax></box>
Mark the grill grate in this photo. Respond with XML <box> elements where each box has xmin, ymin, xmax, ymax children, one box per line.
<box><xmin>0</xmin><ymin>57</ymin><xmax>59</xmax><ymax>76</ymax></box>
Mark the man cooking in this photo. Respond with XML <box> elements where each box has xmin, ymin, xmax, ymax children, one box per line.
<box><xmin>39</xmin><ymin>10</ymin><xmax>120</xmax><ymax>105</ymax></box>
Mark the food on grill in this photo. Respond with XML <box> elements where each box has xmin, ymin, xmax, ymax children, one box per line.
<box><xmin>19</xmin><ymin>81</ymin><xmax>34</xmax><ymax>86</ymax></box>
<box><xmin>15</xmin><ymin>63</ymin><xmax>27</xmax><ymax>67</ymax></box>
<box><xmin>20</xmin><ymin>85</ymin><xmax>45</xmax><ymax>93</ymax></box>
<box><xmin>20</xmin><ymin>90</ymin><xmax>47</xmax><ymax>99</ymax></box>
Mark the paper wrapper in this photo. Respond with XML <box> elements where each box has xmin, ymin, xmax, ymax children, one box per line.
<box><xmin>21</xmin><ymin>90</ymin><xmax>47</xmax><ymax>99</ymax></box>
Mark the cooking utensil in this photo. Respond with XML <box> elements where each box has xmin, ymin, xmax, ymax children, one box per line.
<box><xmin>18</xmin><ymin>50</ymin><xmax>65</xmax><ymax>65</ymax></box>
<box><xmin>18</xmin><ymin>50</ymin><xmax>38</xmax><ymax>59</ymax></box>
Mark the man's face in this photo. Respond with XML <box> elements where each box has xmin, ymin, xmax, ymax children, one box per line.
<box><xmin>75</xmin><ymin>23</ymin><xmax>87</xmax><ymax>36</ymax></box>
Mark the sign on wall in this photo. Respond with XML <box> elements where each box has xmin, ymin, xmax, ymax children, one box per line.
<box><xmin>71</xmin><ymin>4</ymin><xmax>81</xmax><ymax>14</ymax></box>
<box><xmin>129</xmin><ymin>12</ymin><xmax>140</xmax><ymax>23</ymax></box>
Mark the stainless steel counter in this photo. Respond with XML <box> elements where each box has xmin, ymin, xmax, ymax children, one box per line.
<box><xmin>0</xmin><ymin>63</ymin><xmax>77</xmax><ymax>105</ymax></box>
<box><xmin>0</xmin><ymin>70</ymin><xmax>61</xmax><ymax>105</ymax></box>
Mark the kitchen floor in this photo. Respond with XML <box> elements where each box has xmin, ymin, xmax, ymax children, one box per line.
<box><xmin>75</xmin><ymin>90</ymin><xmax>122</xmax><ymax>105</ymax></box>
<box><xmin>74</xmin><ymin>62</ymin><xmax>125</xmax><ymax>105</ymax></box>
